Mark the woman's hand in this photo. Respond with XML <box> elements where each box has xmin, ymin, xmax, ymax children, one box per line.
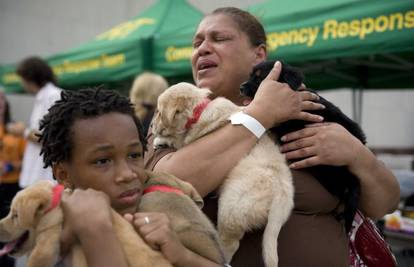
<box><xmin>280</xmin><ymin>122</ymin><xmax>364</xmax><ymax>169</ymax></box>
<box><xmin>244</xmin><ymin>61</ymin><xmax>325</xmax><ymax>129</ymax></box>
<box><xmin>124</xmin><ymin>212</ymin><xmax>190</xmax><ymax>265</ymax></box>
<box><xmin>280</xmin><ymin>122</ymin><xmax>400</xmax><ymax>218</ymax></box>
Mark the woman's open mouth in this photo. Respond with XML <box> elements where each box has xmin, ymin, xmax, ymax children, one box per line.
<box><xmin>0</xmin><ymin>231</ymin><xmax>29</xmax><ymax>256</ymax></box>
<box><xmin>197</xmin><ymin>59</ymin><xmax>218</xmax><ymax>75</ymax></box>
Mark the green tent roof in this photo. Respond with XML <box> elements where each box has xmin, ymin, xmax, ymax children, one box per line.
<box><xmin>248</xmin><ymin>0</ymin><xmax>414</xmax><ymax>89</ymax></box>
<box><xmin>0</xmin><ymin>0</ymin><xmax>202</xmax><ymax>93</ymax></box>
<box><xmin>2</xmin><ymin>0</ymin><xmax>412</xmax><ymax>92</ymax></box>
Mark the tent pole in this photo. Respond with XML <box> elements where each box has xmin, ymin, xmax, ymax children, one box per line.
<box><xmin>141</xmin><ymin>37</ymin><xmax>154</xmax><ymax>71</ymax></box>
<box><xmin>352</xmin><ymin>88</ymin><xmax>363</xmax><ymax>125</ymax></box>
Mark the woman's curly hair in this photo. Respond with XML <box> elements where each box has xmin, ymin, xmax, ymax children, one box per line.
<box><xmin>39</xmin><ymin>88</ymin><xmax>146</xmax><ymax>168</ymax></box>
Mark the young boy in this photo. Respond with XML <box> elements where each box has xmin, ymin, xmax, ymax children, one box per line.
<box><xmin>39</xmin><ymin>88</ymin><xmax>222</xmax><ymax>267</ymax></box>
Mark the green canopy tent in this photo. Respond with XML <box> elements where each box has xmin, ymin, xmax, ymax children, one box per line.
<box><xmin>248</xmin><ymin>0</ymin><xmax>414</xmax><ymax>89</ymax></box>
<box><xmin>0</xmin><ymin>0</ymin><xmax>202</xmax><ymax>93</ymax></box>
<box><xmin>247</xmin><ymin>0</ymin><xmax>414</xmax><ymax>121</ymax></box>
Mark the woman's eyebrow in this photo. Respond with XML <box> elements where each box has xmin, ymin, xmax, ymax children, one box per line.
<box><xmin>193</xmin><ymin>29</ymin><xmax>231</xmax><ymax>39</ymax></box>
<box><xmin>192</xmin><ymin>34</ymin><xmax>202</xmax><ymax>42</ymax></box>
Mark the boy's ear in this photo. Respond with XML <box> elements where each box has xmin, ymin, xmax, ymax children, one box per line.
<box><xmin>52</xmin><ymin>162</ymin><xmax>71</xmax><ymax>188</ymax></box>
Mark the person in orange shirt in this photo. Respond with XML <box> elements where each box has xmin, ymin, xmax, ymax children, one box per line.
<box><xmin>0</xmin><ymin>91</ymin><xmax>26</xmax><ymax>267</ymax></box>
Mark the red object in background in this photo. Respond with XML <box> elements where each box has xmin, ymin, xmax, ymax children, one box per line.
<box><xmin>349</xmin><ymin>210</ymin><xmax>397</xmax><ymax>267</ymax></box>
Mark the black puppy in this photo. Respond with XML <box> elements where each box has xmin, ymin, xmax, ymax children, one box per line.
<box><xmin>240</xmin><ymin>60</ymin><xmax>366</xmax><ymax>232</ymax></box>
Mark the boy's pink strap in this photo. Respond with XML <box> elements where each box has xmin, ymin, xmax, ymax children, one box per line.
<box><xmin>143</xmin><ymin>185</ymin><xmax>184</xmax><ymax>195</ymax></box>
<box><xmin>44</xmin><ymin>184</ymin><xmax>65</xmax><ymax>214</ymax></box>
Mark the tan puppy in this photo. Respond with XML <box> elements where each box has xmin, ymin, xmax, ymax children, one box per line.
<box><xmin>140</xmin><ymin>170</ymin><xmax>225</xmax><ymax>264</ymax></box>
<box><xmin>0</xmin><ymin>180</ymin><xmax>171</xmax><ymax>267</ymax></box>
<box><xmin>152</xmin><ymin>82</ymin><xmax>294</xmax><ymax>267</ymax></box>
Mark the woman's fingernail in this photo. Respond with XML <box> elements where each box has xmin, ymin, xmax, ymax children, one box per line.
<box><xmin>289</xmin><ymin>163</ymin><xmax>297</xmax><ymax>169</ymax></box>
<box><xmin>320</xmin><ymin>104</ymin><xmax>325</xmax><ymax>109</ymax></box>
<box><xmin>281</xmin><ymin>135</ymin><xmax>286</xmax><ymax>141</ymax></box>
<box><xmin>318</xmin><ymin>116</ymin><xmax>324</xmax><ymax>121</ymax></box>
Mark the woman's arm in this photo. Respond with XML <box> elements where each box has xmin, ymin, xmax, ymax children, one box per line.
<box><xmin>347</xmin><ymin>144</ymin><xmax>400</xmax><ymax>218</ymax></box>
<box><xmin>280</xmin><ymin>122</ymin><xmax>400</xmax><ymax>219</ymax></box>
<box><xmin>152</xmin><ymin>62</ymin><xmax>324</xmax><ymax>196</ymax></box>
<box><xmin>125</xmin><ymin>212</ymin><xmax>222</xmax><ymax>267</ymax></box>
<box><xmin>60</xmin><ymin>189</ymin><xmax>128</xmax><ymax>267</ymax></box>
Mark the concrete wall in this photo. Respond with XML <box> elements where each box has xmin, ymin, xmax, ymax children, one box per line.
<box><xmin>319</xmin><ymin>89</ymin><xmax>414</xmax><ymax>148</ymax></box>
<box><xmin>0</xmin><ymin>0</ymin><xmax>261</xmax><ymax>64</ymax></box>
<box><xmin>0</xmin><ymin>0</ymin><xmax>153</xmax><ymax>64</ymax></box>
<box><xmin>0</xmin><ymin>0</ymin><xmax>262</xmax><ymax>123</ymax></box>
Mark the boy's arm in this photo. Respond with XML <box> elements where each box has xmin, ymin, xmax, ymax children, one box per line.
<box><xmin>61</xmin><ymin>189</ymin><xmax>128</xmax><ymax>267</ymax></box>
<box><xmin>77</xmin><ymin>220</ymin><xmax>128</xmax><ymax>267</ymax></box>
<box><xmin>125</xmin><ymin>212</ymin><xmax>223</xmax><ymax>267</ymax></box>
<box><xmin>173</xmin><ymin>248</ymin><xmax>222</xmax><ymax>267</ymax></box>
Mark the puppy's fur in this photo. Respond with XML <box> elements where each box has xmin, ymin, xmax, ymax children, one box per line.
<box><xmin>140</xmin><ymin>170</ymin><xmax>225</xmax><ymax>264</ymax></box>
<box><xmin>240</xmin><ymin>60</ymin><xmax>367</xmax><ymax>232</ymax></box>
<box><xmin>0</xmin><ymin>180</ymin><xmax>172</xmax><ymax>267</ymax></box>
<box><xmin>152</xmin><ymin>83</ymin><xmax>294</xmax><ymax>267</ymax></box>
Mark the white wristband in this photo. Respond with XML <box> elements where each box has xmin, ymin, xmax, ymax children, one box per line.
<box><xmin>229</xmin><ymin>111</ymin><xmax>266</xmax><ymax>139</ymax></box>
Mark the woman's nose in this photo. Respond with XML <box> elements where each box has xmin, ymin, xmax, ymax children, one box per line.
<box><xmin>197</xmin><ymin>40</ymin><xmax>212</xmax><ymax>56</ymax></box>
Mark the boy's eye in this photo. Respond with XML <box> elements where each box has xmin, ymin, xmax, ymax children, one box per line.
<box><xmin>128</xmin><ymin>152</ymin><xmax>142</xmax><ymax>160</ymax></box>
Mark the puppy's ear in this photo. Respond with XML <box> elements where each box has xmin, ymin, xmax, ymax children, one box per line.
<box><xmin>17</xmin><ymin>188</ymin><xmax>51</xmax><ymax>228</ymax></box>
<box><xmin>160</xmin><ymin>172</ymin><xmax>205</xmax><ymax>208</ymax></box>
<box><xmin>188</xmin><ymin>186</ymin><xmax>204</xmax><ymax>209</ymax></box>
<box><xmin>165</xmin><ymin>108</ymin><xmax>178</xmax><ymax>126</ymax></box>
<box><xmin>165</xmin><ymin>97</ymin><xmax>187</xmax><ymax>124</ymax></box>
<box><xmin>177</xmin><ymin>178</ymin><xmax>204</xmax><ymax>208</ymax></box>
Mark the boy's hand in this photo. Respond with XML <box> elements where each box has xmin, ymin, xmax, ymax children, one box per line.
<box><xmin>60</xmin><ymin>189</ymin><xmax>113</xmax><ymax>256</ymax></box>
<box><xmin>125</xmin><ymin>212</ymin><xmax>190</xmax><ymax>265</ymax></box>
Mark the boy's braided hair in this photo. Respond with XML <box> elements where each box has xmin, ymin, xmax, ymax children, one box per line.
<box><xmin>39</xmin><ymin>88</ymin><xmax>147</xmax><ymax>168</ymax></box>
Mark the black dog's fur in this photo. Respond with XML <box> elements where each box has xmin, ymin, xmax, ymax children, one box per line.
<box><xmin>240</xmin><ymin>60</ymin><xmax>366</xmax><ymax>232</ymax></box>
